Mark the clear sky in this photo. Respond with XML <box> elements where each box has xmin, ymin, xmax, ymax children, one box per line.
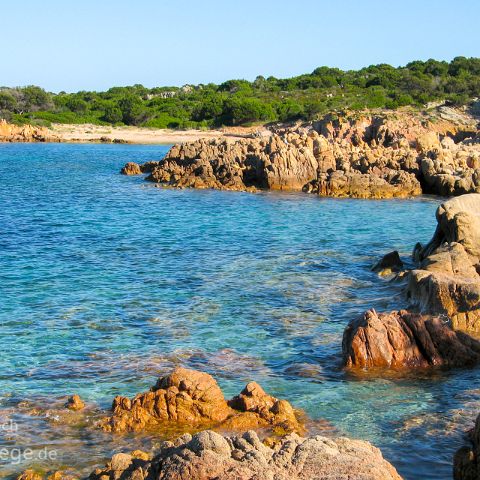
<box><xmin>3</xmin><ymin>0</ymin><xmax>478</xmax><ymax>92</ymax></box>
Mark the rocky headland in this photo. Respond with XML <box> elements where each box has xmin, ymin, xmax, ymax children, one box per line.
<box><xmin>122</xmin><ymin>108</ymin><xmax>480</xmax><ymax>198</ymax></box>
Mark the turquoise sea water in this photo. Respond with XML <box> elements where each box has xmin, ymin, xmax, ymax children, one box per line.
<box><xmin>1</xmin><ymin>143</ymin><xmax>479</xmax><ymax>479</ymax></box>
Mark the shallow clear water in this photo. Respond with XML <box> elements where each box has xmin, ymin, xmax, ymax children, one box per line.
<box><xmin>1</xmin><ymin>143</ymin><xmax>478</xmax><ymax>479</ymax></box>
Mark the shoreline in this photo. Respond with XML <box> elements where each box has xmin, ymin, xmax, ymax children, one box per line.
<box><xmin>48</xmin><ymin>123</ymin><xmax>266</xmax><ymax>145</ymax></box>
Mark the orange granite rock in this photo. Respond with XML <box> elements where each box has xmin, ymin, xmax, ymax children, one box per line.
<box><xmin>98</xmin><ymin>367</ymin><xmax>302</xmax><ymax>435</ymax></box>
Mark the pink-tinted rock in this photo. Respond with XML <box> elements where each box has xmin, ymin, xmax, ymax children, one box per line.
<box><xmin>89</xmin><ymin>429</ymin><xmax>402</xmax><ymax>480</ymax></box>
<box><xmin>343</xmin><ymin>309</ymin><xmax>480</xmax><ymax>369</ymax></box>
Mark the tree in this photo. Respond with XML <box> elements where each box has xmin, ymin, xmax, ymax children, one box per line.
<box><xmin>102</xmin><ymin>103</ymin><xmax>123</xmax><ymax>123</ymax></box>
<box><xmin>118</xmin><ymin>94</ymin><xmax>144</xmax><ymax>125</ymax></box>
<box><xmin>0</xmin><ymin>91</ymin><xmax>17</xmax><ymax>111</ymax></box>
<box><xmin>66</xmin><ymin>97</ymin><xmax>88</xmax><ymax>114</ymax></box>
<box><xmin>19</xmin><ymin>86</ymin><xmax>52</xmax><ymax>111</ymax></box>
<box><xmin>221</xmin><ymin>97</ymin><xmax>274</xmax><ymax>125</ymax></box>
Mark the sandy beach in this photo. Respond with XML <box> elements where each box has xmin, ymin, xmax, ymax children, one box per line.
<box><xmin>49</xmin><ymin>123</ymin><xmax>264</xmax><ymax>145</ymax></box>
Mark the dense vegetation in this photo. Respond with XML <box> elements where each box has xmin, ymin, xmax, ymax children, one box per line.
<box><xmin>1</xmin><ymin>57</ymin><xmax>479</xmax><ymax>129</ymax></box>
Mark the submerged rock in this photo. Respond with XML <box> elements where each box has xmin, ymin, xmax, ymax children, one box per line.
<box><xmin>89</xmin><ymin>429</ymin><xmax>402</xmax><ymax>480</ymax></box>
<box><xmin>407</xmin><ymin>193</ymin><xmax>480</xmax><ymax>333</ymax></box>
<box><xmin>16</xmin><ymin>472</ymin><xmax>78</xmax><ymax>480</ymax></box>
<box><xmin>342</xmin><ymin>309</ymin><xmax>480</xmax><ymax>369</ymax></box>
<box><xmin>16</xmin><ymin>471</ymin><xmax>43</xmax><ymax>480</ymax></box>
<box><xmin>97</xmin><ymin>367</ymin><xmax>302</xmax><ymax>435</ymax></box>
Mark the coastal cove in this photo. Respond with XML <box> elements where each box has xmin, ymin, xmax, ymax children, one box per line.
<box><xmin>2</xmin><ymin>143</ymin><xmax>480</xmax><ymax>479</ymax></box>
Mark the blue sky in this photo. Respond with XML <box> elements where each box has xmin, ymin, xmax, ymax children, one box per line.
<box><xmin>3</xmin><ymin>0</ymin><xmax>478</xmax><ymax>92</ymax></box>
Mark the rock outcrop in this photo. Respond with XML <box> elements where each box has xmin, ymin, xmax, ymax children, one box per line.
<box><xmin>65</xmin><ymin>394</ymin><xmax>85</xmax><ymax>411</ymax></box>
<box><xmin>121</xmin><ymin>162</ymin><xmax>142</xmax><ymax>175</ymax></box>
<box><xmin>124</xmin><ymin>110</ymin><xmax>480</xmax><ymax>198</ymax></box>
<box><xmin>343</xmin><ymin>309</ymin><xmax>480</xmax><ymax>369</ymax></box>
<box><xmin>0</xmin><ymin>120</ymin><xmax>59</xmax><ymax>142</ymax></box>
<box><xmin>98</xmin><ymin>367</ymin><xmax>301</xmax><ymax>435</ymax></box>
<box><xmin>349</xmin><ymin>193</ymin><xmax>480</xmax><ymax>370</ymax></box>
<box><xmin>89</xmin><ymin>429</ymin><xmax>402</xmax><ymax>480</ymax></box>
<box><xmin>454</xmin><ymin>412</ymin><xmax>480</xmax><ymax>480</ymax></box>
<box><xmin>407</xmin><ymin>194</ymin><xmax>480</xmax><ymax>333</ymax></box>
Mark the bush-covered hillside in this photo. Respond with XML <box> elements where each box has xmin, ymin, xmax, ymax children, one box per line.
<box><xmin>1</xmin><ymin>57</ymin><xmax>479</xmax><ymax>129</ymax></box>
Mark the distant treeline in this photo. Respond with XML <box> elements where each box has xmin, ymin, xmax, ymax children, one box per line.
<box><xmin>1</xmin><ymin>57</ymin><xmax>479</xmax><ymax>129</ymax></box>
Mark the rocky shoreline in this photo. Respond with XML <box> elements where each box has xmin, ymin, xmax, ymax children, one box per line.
<box><xmin>15</xmin><ymin>196</ymin><xmax>480</xmax><ymax>479</ymax></box>
<box><xmin>12</xmin><ymin>118</ymin><xmax>480</xmax><ymax>479</ymax></box>
<box><xmin>0</xmin><ymin>120</ymin><xmax>262</xmax><ymax>145</ymax></box>
<box><xmin>122</xmin><ymin>109</ymin><xmax>480</xmax><ymax>198</ymax></box>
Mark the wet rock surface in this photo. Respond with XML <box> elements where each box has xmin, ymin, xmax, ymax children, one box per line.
<box><xmin>343</xmin><ymin>309</ymin><xmax>480</xmax><ymax>369</ymax></box>
<box><xmin>124</xmin><ymin>110</ymin><xmax>480</xmax><ymax>198</ymax></box>
<box><xmin>89</xmin><ymin>429</ymin><xmax>402</xmax><ymax>480</ymax></box>
<box><xmin>371</xmin><ymin>250</ymin><xmax>404</xmax><ymax>275</ymax></box>
<box><xmin>454</xmin><ymin>412</ymin><xmax>480</xmax><ymax>480</ymax></box>
<box><xmin>97</xmin><ymin>367</ymin><xmax>302</xmax><ymax>435</ymax></box>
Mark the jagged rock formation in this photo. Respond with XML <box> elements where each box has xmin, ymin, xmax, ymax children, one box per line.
<box><xmin>123</xmin><ymin>110</ymin><xmax>480</xmax><ymax>198</ymax></box>
<box><xmin>98</xmin><ymin>367</ymin><xmax>301</xmax><ymax>434</ymax></box>
<box><xmin>407</xmin><ymin>194</ymin><xmax>480</xmax><ymax>333</ymax></box>
<box><xmin>0</xmin><ymin>120</ymin><xmax>59</xmax><ymax>142</ymax></box>
<box><xmin>342</xmin><ymin>309</ymin><xmax>480</xmax><ymax>369</ymax></box>
<box><xmin>89</xmin><ymin>429</ymin><xmax>402</xmax><ymax>480</ymax></box>
<box><xmin>348</xmin><ymin>194</ymin><xmax>480</xmax><ymax>370</ymax></box>
<box><xmin>454</xmin><ymin>412</ymin><xmax>480</xmax><ymax>479</ymax></box>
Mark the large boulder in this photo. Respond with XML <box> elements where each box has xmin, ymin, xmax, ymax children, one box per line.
<box><xmin>89</xmin><ymin>429</ymin><xmax>402</xmax><ymax>480</ymax></box>
<box><xmin>408</xmin><ymin>194</ymin><xmax>480</xmax><ymax>333</ymax></box>
<box><xmin>98</xmin><ymin>367</ymin><xmax>301</xmax><ymax>434</ymax></box>
<box><xmin>342</xmin><ymin>309</ymin><xmax>480</xmax><ymax>369</ymax></box>
<box><xmin>121</xmin><ymin>162</ymin><xmax>142</xmax><ymax>175</ymax></box>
